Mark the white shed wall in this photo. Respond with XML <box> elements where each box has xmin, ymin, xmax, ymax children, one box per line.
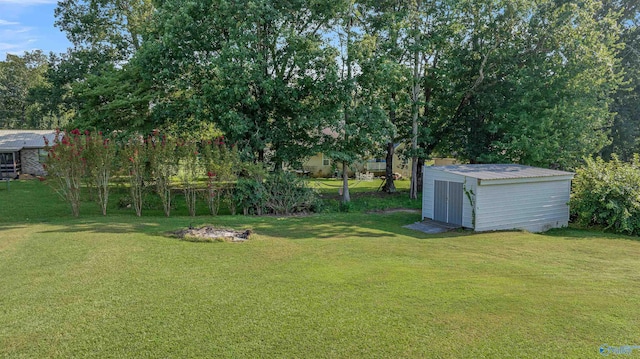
<box><xmin>422</xmin><ymin>166</ymin><xmax>475</xmax><ymax>228</ymax></box>
<box><xmin>474</xmin><ymin>180</ymin><xmax>571</xmax><ymax>232</ymax></box>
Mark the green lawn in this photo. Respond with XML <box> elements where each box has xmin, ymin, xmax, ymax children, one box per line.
<box><xmin>1</xmin><ymin>181</ymin><xmax>639</xmax><ymax>358</ymax></box>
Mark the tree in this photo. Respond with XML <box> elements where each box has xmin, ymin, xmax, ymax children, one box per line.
<box><xmin>138</xmin><ymin>0</ymin><xmax>342</xmax><ymax>166</ymax></box>
<box><xmin>51</xmin><ymin>0</ymin><xmax>155</xmax><ymax>131</ymax></box>
<box><xmin>355</xmin><ymin>0</ymin><xmax>413</xmax><ymax>194</ymax></box>
<box><xmin>600</xmin><ymin>1</ymin><xmax>640</xmax><ymax>160</ymax></box>
<box><xmin>0</xmin><ymin>51</ymin><xmax>49</xmax><ymax>129</ymax></box>
<box><xmin>325</xmin><ymin>1</ymin><xmax>390</xmax><ymax>203</ymax></box>
<box><xmin>434</xmin><ymin>0</ymin><xmax>622</xmax><ymax>169</ymax></box>
<box><xmin>71</xmin><ymin>62</ymin><xmax>154</xmax><ymax>133</ymax></box>
<box><xmin>55</xmin><ymin>0</ymin><xmax>154</xmax><ymax>62</ymax></box>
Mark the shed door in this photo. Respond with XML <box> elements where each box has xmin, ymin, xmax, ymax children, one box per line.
<box><xmin>433</xmin><ymin>180</ymin><xmax>463</xmax><ymax>226</ymax></box>
<box><xmin>448</xmin><ymin>182</ymin><xmax>463</xmax><ymax>226</ymax></box>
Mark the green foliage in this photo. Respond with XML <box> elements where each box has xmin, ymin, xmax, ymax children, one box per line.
<box><xmin>54</xmin><ymin>0</ymin><xmax>154</xmax><ymax>61</ymax></box>
<box><xmin>571</xmin><ymin>155</ymin><xmax>640</xmax><ymax>235</ymax></box>
<box><xmin>338</xmin><ymin>200</ymin><xmax>354</xmax><ymax>213</ymax></box>
<box><xmin>263</xmin><ymin>171</ymin><xmax>320</xmax><ymax>215</ymax></box>
<box><xmin>71</xmin><ymin>64</ymin><xmax>154</xmax><ymax>133</ymax></box>
<box><xmin>147</xmin><ymin>133</ymin><xmax>178</xmax><ymax>217</ymax></box>
<box><xmin>83</xmin><ymin>130</ymin><xmax>117</xmax><ymax>215</ymax></box>
<box><xmin>121</xmin><ymin>136</ymin><xmax>148</xmax><ymax>217</ymax></box>
<box><xmin>177</xmin><ymin>140</ymin><xmax>201</xmax><ymax>217</ymax></box>
<box><xmin>601</xmin><ymin>3</ymin><xmax>640</xmax><ymax>161</ymax></box>
<box><xmin>140</xmin><ymin>0</ymin><xmax>342</xmax><ymax>165</ymax></box>
<box><xmin>432</xmin><ymin>0</ymin><xmax>622</xmax><ymax>169</ymax></box>
<box><xmin>234</xmin><ymin>178</ymin><xmax>266</xmax><ymax>216</ymax></box>
<box><xmin>0</xmin><ymin>51</ymin><xmax>50</xmax><ymax>129</ymax></box>
<box><xmin>44</xmin><ymin>129</ymin><xmax>86</xmax><ymax>216</ymax></box>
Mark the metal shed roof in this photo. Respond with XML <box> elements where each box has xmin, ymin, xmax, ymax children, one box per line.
<box><xmin>430</xmin><ymin>164</ymin><xmax>574</xmax><ymax>181</ymax></box>
<box><xmin>0</xmin><ymin>130</ymin><xmax>57</xmax><ymax>152</ymax></box>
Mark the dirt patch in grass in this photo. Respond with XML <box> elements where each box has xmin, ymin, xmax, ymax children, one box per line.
<box><xmin>173</xmin><ymin>226</ymin><xmax>253</xmax><ymax>243</ymax></box>
<box><xmin>366</xmin><ymin>208</ymin><xmax>420</xmax><ymax>215</ymax></box>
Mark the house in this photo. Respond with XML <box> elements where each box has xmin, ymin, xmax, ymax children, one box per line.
<box><xmin>422</xmin><ymin>164</ymin><xmax>574</xmax><ymax>233</ymax></box>
<box><xmin>0</xmin><ymin>130</ymin><xmax>56</xmax><ymax>178</ymax></box>
<box><xmin>302</xmin><ymin>143</ymin><xmax>412</xmax><ymax>178</ymax></box>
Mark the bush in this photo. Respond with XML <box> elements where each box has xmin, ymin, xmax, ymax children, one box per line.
<box><xmin>263</xmin><ymin>171</ymin><xmax>320</xmax><ymax>215</ymax></box>
<box><xmin>235</xmin><ymin>178</ymin><xmax>266</xmax><ymax>215</ymax></box>
<box><xmin>44</xmin><ymin>129</ymin><xmax>86</xmax><ymax>217</ymax></box>
<box><xmin>571</xmin><ymin>155</ymin><xmax>640</xmax><ymax>235</ymax></box>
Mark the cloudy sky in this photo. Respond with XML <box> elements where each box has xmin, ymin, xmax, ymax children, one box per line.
<box><xmin>0</xmin><ymin>0</ymin><xmax>72</xmax><ymax>59</ymax></box>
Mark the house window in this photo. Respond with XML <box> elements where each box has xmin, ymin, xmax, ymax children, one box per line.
<box><xmin>322</xmin><ymin>154</ymin><xmax>330</xmax><ymax>166</ymax></box>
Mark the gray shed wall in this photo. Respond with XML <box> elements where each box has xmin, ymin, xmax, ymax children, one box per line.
<box><xmin>474</xmin><ymin>180</ymin><xmax>570</xmax><ymax>232</ymax></box>
<box><xmin>422</xmin><ymin>167</ymin><xmax>475</xmax><ymax>228</ymax></box>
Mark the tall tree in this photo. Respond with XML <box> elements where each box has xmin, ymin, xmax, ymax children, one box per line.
<box><xmin>55</xmin><ymin>0</ymin><xmax>154</xmax><ymax>62</ymax></box>
<box><xmin>434</xmin><ymin>0</ymin><xmax>621</xmax><ymax>169</ymax></box>
<box><xmin>322</xmin><ymin>1</ymin><xmax>391</xmax><ymax>203</ymax></box>
<box><xmin>0</xmin><ymin>51</ymin><xmax>49</xmax><ymax>129</ymax></box>
<box><xmin>139</xmin><ymin>0</ymin><xmax>342</xmax><ymax>165</ymax></box>
<box><xmin>600</xmin><ymin>0</ymin><xmax>640</xmax><ymax>160</ymax></box>
<box><xmin>51</xmin><ymin>0</ymin><xmax>155</xmax><ymax>131</ymax></box>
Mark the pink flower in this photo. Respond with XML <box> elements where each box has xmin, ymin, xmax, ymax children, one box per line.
<box><xmin>84</xmin><ymin>130</ymin><xmax>90</xmax><ymax>136</ymax></box>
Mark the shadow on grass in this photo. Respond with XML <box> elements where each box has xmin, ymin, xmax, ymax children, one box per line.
<box><xmin>0</xmin><ymin>225</ymin><xmax>28</xmax><ymax>232</ymax></box>
<box><xmin>0</xmin><ymin>219</ymin><xmax>163</xmax><ymax>236</ymax></box>
<box><xmin>542</xmin><ymin>226</ymin><xmax>640</xmax><ymax>241</ymax></box>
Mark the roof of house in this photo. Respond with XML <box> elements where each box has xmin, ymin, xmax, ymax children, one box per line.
<box><xmin>0</xmin><ymin>130</ymin><xmax>57</xmax><ymax>152</ymax></box>
<box><xmin>429</xmin><ymin>164</ymin><xmax>574</xmax><ymax>181</ymax></box>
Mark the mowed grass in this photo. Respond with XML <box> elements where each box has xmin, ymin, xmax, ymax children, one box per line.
<box><xmin>1</xmin><ymin>181</ymin><xmax>640</xmax><ymax>358</ymax></box>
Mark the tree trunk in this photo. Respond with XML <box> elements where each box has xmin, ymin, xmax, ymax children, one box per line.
<box><xmin>382</xmin><ymin>101</ymin><xmax>397</xmax><ymax>193</ymax></box>
<box><xmin>341</xmin><ymin>162</ymin><xmax>350</xmax><ymax>202</ymax></box>
<box><xmin>409</xmin><ymin>2</ymin><xmax>421</xmax><ymax>200</ymax></box>
<box><xmin>416</xmin><ymin>158</ymin><xmax>424</xmax><ymax>193</ymax></box>
<box><xmin>382</xmin><ymin>141</ymin><xmax>396</xmax><ymax>193</ymax></box>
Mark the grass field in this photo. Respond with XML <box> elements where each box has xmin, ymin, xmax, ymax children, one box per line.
<box><xmin>1</xmin><ymin>180</ymin><xmax>640</xmax><ymax>358</ymax></box>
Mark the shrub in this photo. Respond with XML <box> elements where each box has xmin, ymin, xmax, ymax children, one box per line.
<box><xmin>263</xmin><ymin>171</ymin><xmax>320</xmax><ymax>215</ymax></box>
<box><xmin>44</xmin><ymin>129</ymin><xmax>86</xmax><ymax>217</ymax></box>
<box><xmin>201</xmin><ymin>138</ymin><xmax>240</xmax><ymax>215</ymax></box>
<box><xmin>84</xmin><ymin>130</ymin><xmax>117</xmax><ymax>216</ymax></box>
<box><xmin>148</xmin><ymin>134</ymin><xmax>178</xmax><ymax>217</ymax></box>
<box><xmin>235</xmin><ymin>178</ymin><xmax>266</xmax><ymax>215</ymax></box>
<box><xmin>178</xmin><ymin>140</ymin><xmax>201</xmax><ymax>217</ymax></box>
<box><xmin>571</xmin><ymin>155</ymin><xmax>640</xmax><ymax>235</ymax></box>
<box><xmin>121</xmin><ymin>136</ymin><xmax>147</xmax><ymax>217</ymax></box>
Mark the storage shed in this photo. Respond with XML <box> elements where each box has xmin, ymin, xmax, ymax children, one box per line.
<box><xmin>0</xmin><ymin>130</ymin><xmax>56</xmax><ymax>178</ymax></box>
<box><xmin>422</xmin><ymin>164</ymin><xmax>574</xmax><ymax>233</ymax></box>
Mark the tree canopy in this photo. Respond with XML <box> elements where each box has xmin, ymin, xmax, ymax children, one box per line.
<box><xmin>0</xmin><ymin>0</ymin><xmax>636</xmax><ymax>201</ymax></box>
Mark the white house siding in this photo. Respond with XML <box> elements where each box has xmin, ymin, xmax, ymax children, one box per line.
<box><xmin>474</xmin><ymin>180</ymin><xmax>571</xmax><ymax>232</ymax></box>
<box><xmin>422</xmin><ymin>167</ymin><xmax>475</xmax><ymax>228</ymax></box>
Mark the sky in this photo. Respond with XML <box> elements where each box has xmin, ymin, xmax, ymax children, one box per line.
<box><xmin>0</xmin><ymin>0</ymin><xmax>72</xmax><ymax>60</ymax></box>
